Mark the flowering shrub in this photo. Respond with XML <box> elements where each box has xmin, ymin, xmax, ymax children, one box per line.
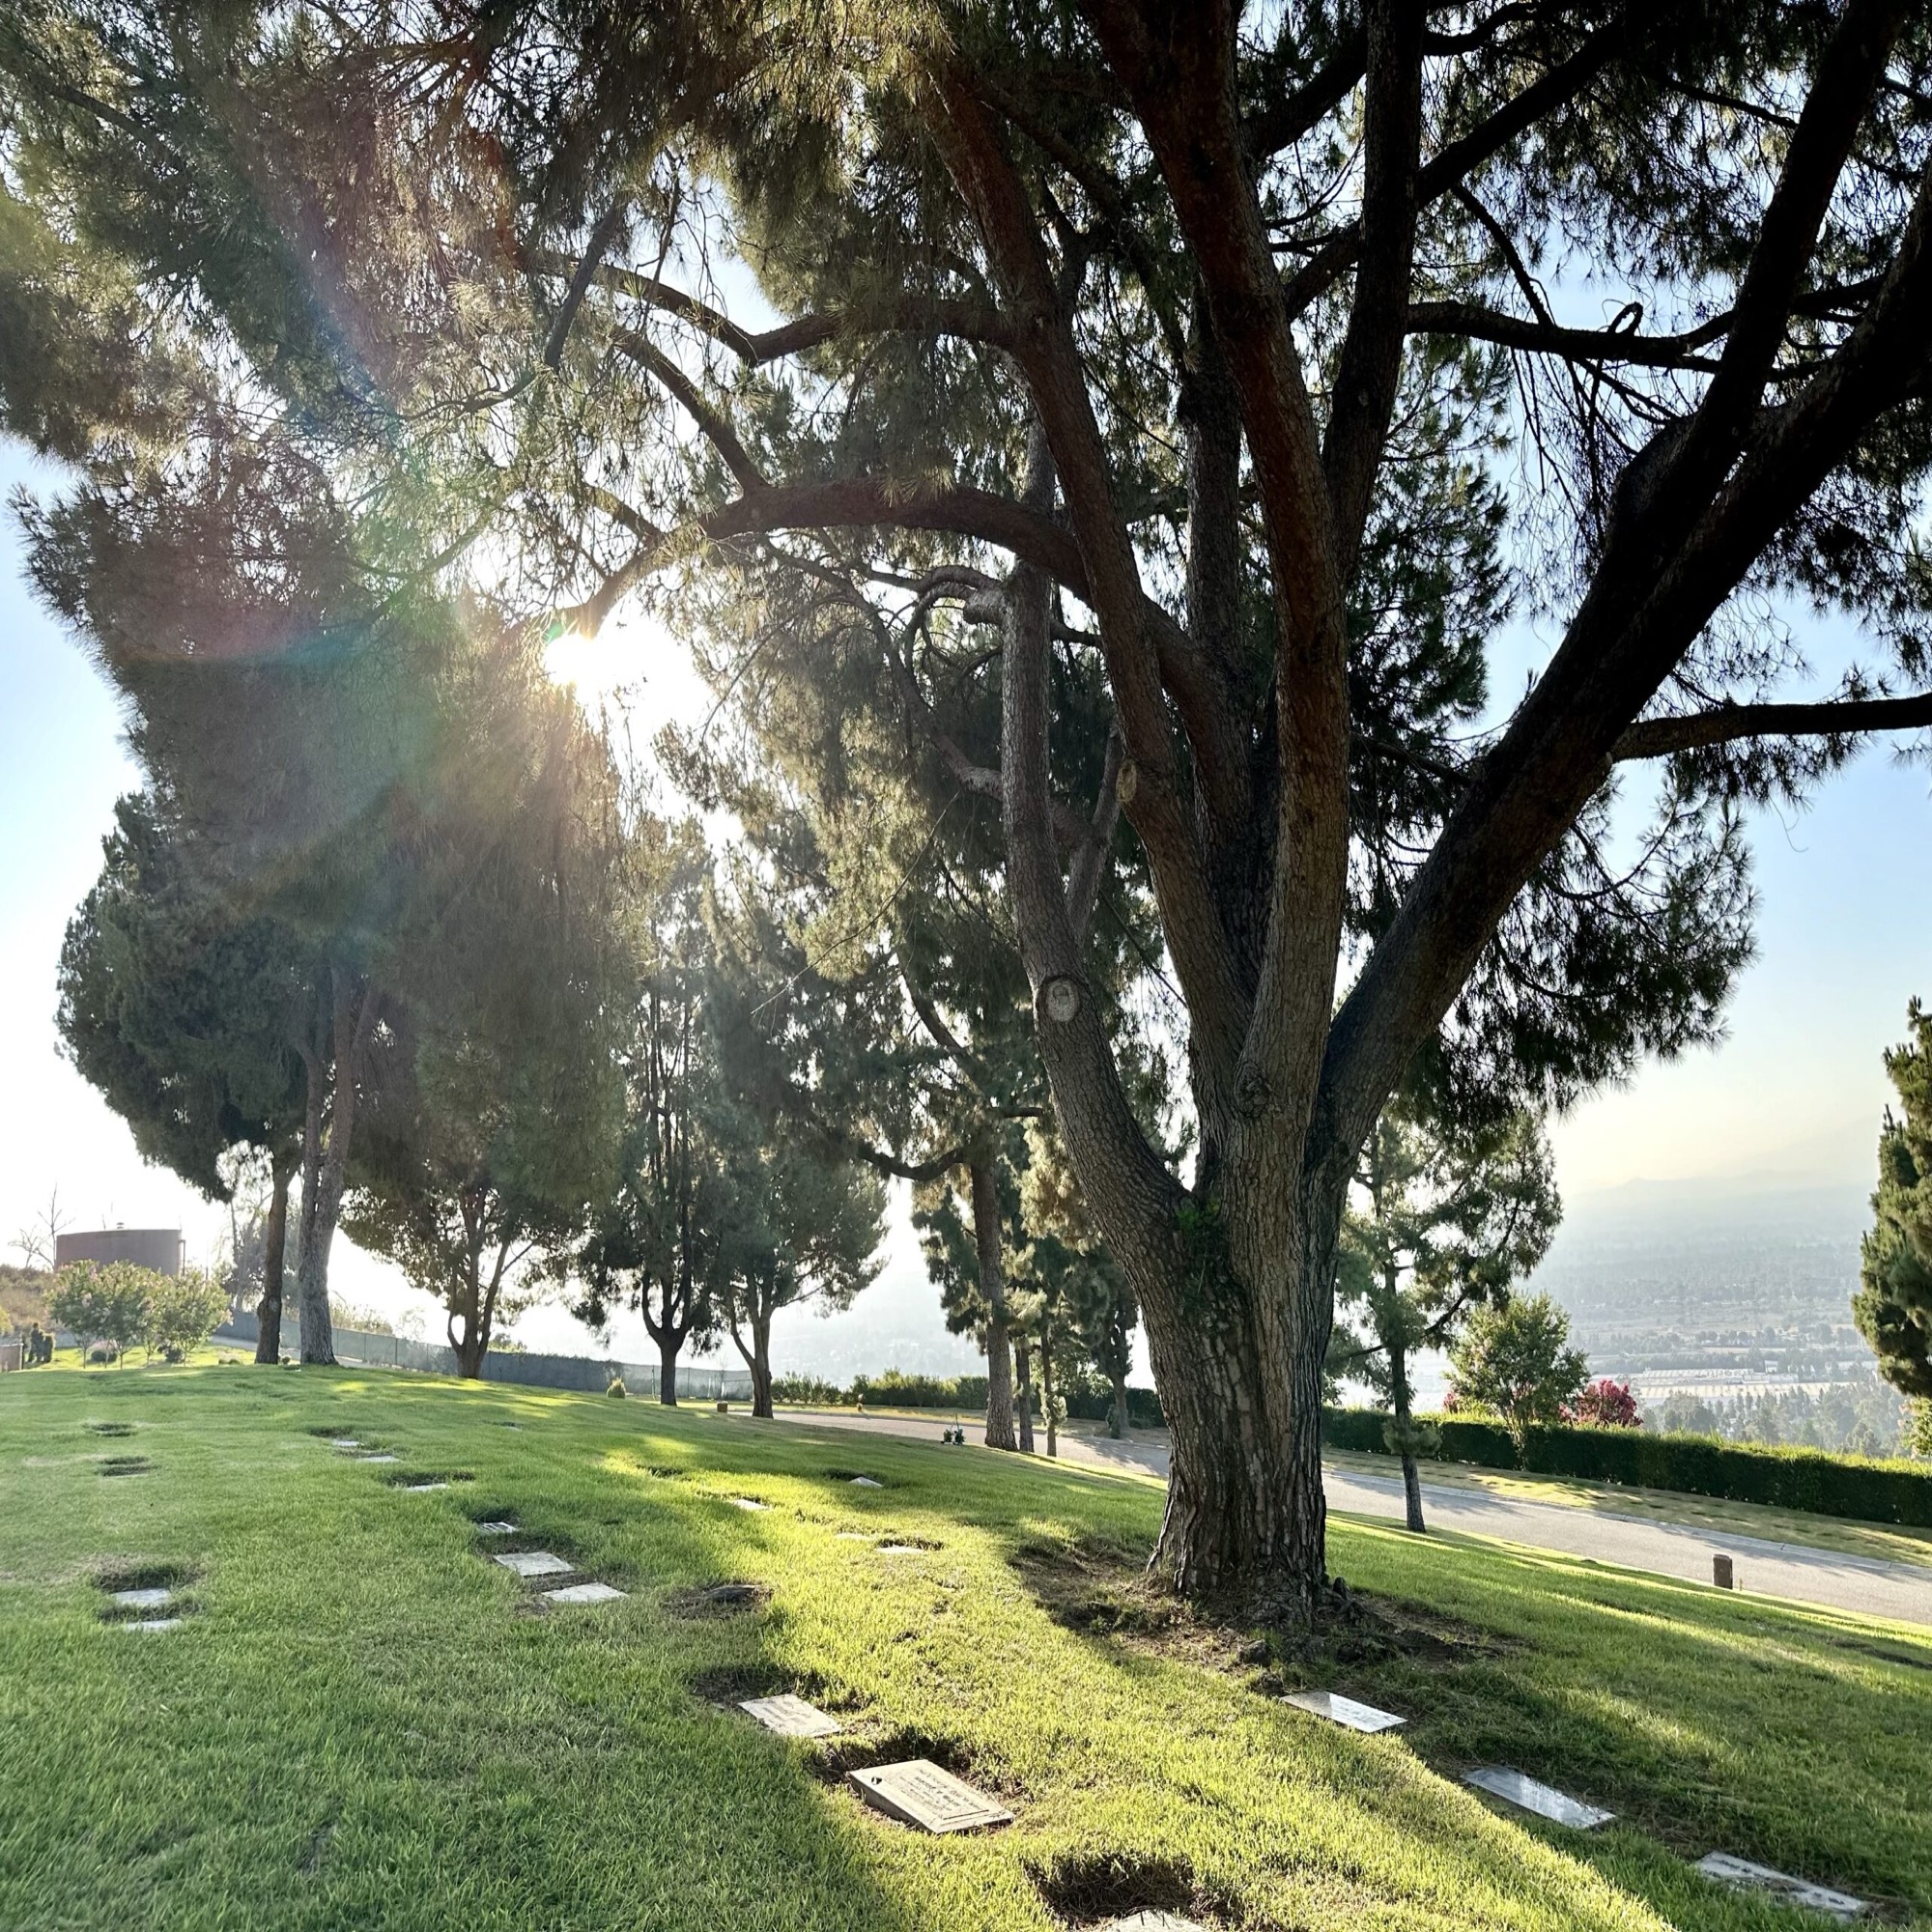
<box><xmin>1567</xmin><ymin>1378</ymin><xmax>1641</xmax><ymax>1428</ymax></box>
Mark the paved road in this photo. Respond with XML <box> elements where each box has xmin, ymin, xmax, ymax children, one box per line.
<box><xmin>774</xmin><ymin>1406</ymin><xmax>1932</xmax><ymax>1631</ymax></box>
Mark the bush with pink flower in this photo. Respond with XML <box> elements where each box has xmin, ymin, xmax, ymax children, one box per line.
<box><xmin>1566</xmin><ymin>1378</ymin><xmax>1641</xmax><ymax>1429</ymax></box>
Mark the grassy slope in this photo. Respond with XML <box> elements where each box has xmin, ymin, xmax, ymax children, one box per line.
<box><xmin>0</xmin><ymin>1364</ymin><xmax>1924</xmax><ymax>1932</ymax></box>
<box><xmin>1324</xmin><ymin>1446</ymin><xmax>1932</xmax><ymax>1570</ymax></box>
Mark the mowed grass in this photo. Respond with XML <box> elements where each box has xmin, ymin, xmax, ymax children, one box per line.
<box><xmin>1323</xmin><ymin>1445</ymin><xmax>1932</xmax><ymax>1571</ymax></box>
<box><xmin>0</xmin><ymin>1366</ymin><xmax>1925</xmax><ymax>1932</ymax></box>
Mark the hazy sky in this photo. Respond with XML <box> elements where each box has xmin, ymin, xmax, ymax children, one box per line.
<box><xmin>3</xmin><ymin>437</ymin><xmax>1925</xmax><ymax>1365</ymax></box>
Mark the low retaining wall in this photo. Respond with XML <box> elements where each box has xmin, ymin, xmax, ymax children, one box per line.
<box><xmin>214</xmin><ymin>1312</ymin><xmax>753</xmax><ymax>1401</ymax></box>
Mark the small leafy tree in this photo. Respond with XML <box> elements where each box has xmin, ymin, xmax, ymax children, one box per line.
<box><xmin>1446</xmin><ymin>1293</ymin><xmax>1588</xmax><ymax>1459</ymax></box>
<box><xmin>1857</xmin><ymin>1003</ymin><xmax>1932</xmax><ymax>1406</ymax></box>
<box><xmin>1337</xmin><ymin>1094</ymin><xmax>1559</xmax><ymax>1528</ymax></box>
<box><xmin>144</xmin><ymin>1269</ymin><xmax>230</xmax><ymax>1362</ymax></box>
<box><xmin>47</xmin><ymin>1262</ymin><xmax>157</xmax><ymax>1366</ymax></box>
<box><xmin>1567</xmin><ymin>1378</ymin><xmax>1641</xmax><ymax>1429</ymax></box>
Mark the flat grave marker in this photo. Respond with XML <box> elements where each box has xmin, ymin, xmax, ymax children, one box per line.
<box><xmin>543</xmin><ymin>1581</ymin><xmax>626</xmax><ymax>1605</ymax></box>
<box><xmin>494</xmin><ymin>1550</ymin><xmax>574</xmax><ymax>1578</ymax></box>
<box><xmin>124</xmin><ymin>1617</ymin><xmax>183</xmax><ymax>1633</ymax></box>
<box><xmin>847</xmin><ymin>1759</ymin><xmax>1012</xmax><ymax>1833</ymax></box>
<box><xmin>740</xmin><ymin>1693</ymin><xmax>841</xmax><ymax>1738</ymax></box>
<box><xmin>110</xmin><ymin>1587</ymin><xmax>174</xmax><ymax>1611</ymax></box>
<box><xmin>474</xmin><ymin>1520</ymin><xmax>517</xmax><ymax>1535</ymax></box>
<box><xmin>1694</xmin><ymin>1853</ymin><xmax>1865</xmax><ymax>1919</ymax></box>
<box><xmin>328</xmin><ymin>1437</ymin><xmax>360</xmax><ymax>1449</ymax></box>
<box><xmin>356</xmin><ymin>1453</ymin><xmax>399</xmax><ymax>1464</ymax></box>
<box><xmin>876</xmin><ymin>1543</ymin><xmax>925</xmax><ymax>1555</ymax></box>
<box><xmin>731</xmin><ymin>1496</ymin><xmax>769</xmax><ymax>1512</ymax></box>
<box><xmin>402</xmin><ymin>1481</ymin><xmax>449</xmax><ymax>1492</ymax></box>
<box><xmin>849</xmin><ymin>1476</ymin><xmax>882</xmax><ymax>1489</ymax></box>
<box><xmin>1282</xmin><ymin>1690</ymin><xmax>1405</xmax><ymax>1734</ymax></box>
<box><xmin>1102</xmin><ymin>1916</ymin><xmax>1207</xmax><ymax>1932</ymax></box>
<box><xmin>1463</xmin><ymin>1766</ymin><xmax>1614</xmax><ymax>1830</ymax></box>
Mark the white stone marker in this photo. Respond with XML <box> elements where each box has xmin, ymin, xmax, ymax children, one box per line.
<box><xmin>125</xmin><ymin>1617</ymin><xmax>183</xmax><ymax>1633</ymax></box>
<box><xmin>543</xmin><ymin>1581</ymin><xmax>626</xmax><ymax>1605</ymax></box>
<box><xmin>494</xmin><ymin>1550</ymin><xmax>573</xmax><ymax>1578</ymax></box>
<box><xmin>849</xmin><ymin>1476</ymin><xmax>882</xmax><ymax>1489</ymax></box>
<box><xmin>356</xmin><ymin>1453</ymin><xmax>399</xmax><ymax>1464</ymax></box>
<box><xmin>731</xmin><ymin>1496</ymin><xmax>769</xmax><ymax>1511</ymax></box>
<box><xmin>474</xmin><ymin>1520</ymin><xmax>517</xmax><ymax>1535</ymax></box>
<box><xmin>329</xmin><ymin>1437</ymin><xmax>360</xmax><ymax>1449</ymax></box>
<box><xmin>111</xmin><ymin>1587</ymin><xmax>174</xmax><ymax>1611</ymax></box>
<box><xmin>1102</xmin><ymin>1916</ymin><xmax>1207</xmax><ymax>1932</ymax></box>
<box><xmin>741</xmin><ymin>1693</ymin><xmax>841</xmax><ymax>1738</ymax></box>
<box><xmin>1283</xmin><ymin>1690</ymin><xmax>1406</xmax><ymax>1733</ymax></box>
<box><xmin>403</xmin><ymin>1481</ymin><xmax>449</xmax><ymax>1492</ymax></box>
<box><xmin>876</xmin><ymin>1543</ymin><xmax>925</xmax><ymax>1555</ymax></box>
<box><xmin>1463</xmin><ymin>1766</ymin><xmax>1614</xmax><ymax>1830</ymax></box>
<box><xmin>1695</xmin><ymin>1853</ymin><xmax>1865</xmax><ymax>1919</ymax></box>
<box><xmin>847</xmin><ymin>1760</ymin><xmax>1012</xmax><ymax>1833</ymax></box>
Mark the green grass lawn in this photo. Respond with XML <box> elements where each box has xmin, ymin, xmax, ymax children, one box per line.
<box><xmin>1</xmin><ymin>1363</ymin><xmax>1926</xmax><ymax>1931</ymax></box>
<box><xmin>1322</xmin><ymin>1446</ymin><xmax>1932</xmax><ymax>1571</ymax></box>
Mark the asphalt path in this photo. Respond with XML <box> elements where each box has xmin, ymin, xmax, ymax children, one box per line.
<box><xmin>773</xmin><ymin>1406</ymin><xmax>1932</xmax><ymax>1631</ymax></box>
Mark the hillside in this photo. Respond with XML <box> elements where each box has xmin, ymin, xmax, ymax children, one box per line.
<box><xmin>0</xmin><ymin>1264</ymin><xmax>50</xmax><ymax>1333</ymax></box>
<box><xmin>0</xmin><ymin>1362</ymin><xmax>1925</xmax><ymax>1929</ymax></box>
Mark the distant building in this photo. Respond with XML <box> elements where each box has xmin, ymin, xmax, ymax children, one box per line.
<box><xmin>55</xmin><ymin>1229</ymin><xmax>185</xmax><ymax>1275</ymax></box>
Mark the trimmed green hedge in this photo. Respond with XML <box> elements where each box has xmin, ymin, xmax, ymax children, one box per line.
<box><xmin>1321</xmin><ymin>1406</ymin><xmax>1932</xmax><ymax>1527</ymax></box>
<box><xmin>774</xmin><ymin>1368</ymin><xmax>1165</xmax><ymax>1428</ymax></box>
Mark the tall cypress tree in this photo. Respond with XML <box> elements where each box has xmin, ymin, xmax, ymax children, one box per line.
<box><xmin>1857</xmin><ymin>1004</ymin><xmax>1932</xmax><ymax>1418</ymax></box>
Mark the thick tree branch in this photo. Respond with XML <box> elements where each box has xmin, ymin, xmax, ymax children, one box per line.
<box><xmin>1320</xmin><ymin>149</ymin><xmax>1932</xmax><ymax>1175</ymax></box>
<box><xmin>1065</xmin><ymin>724</ymin><xmax>1125</xmax><ymax>942</ymax></box>
<box><xmin>1081</xmin><ymin>0</ymin><xmax>1351</xmax><ymax>1140</ymax></box>
<box><xmin>1324</xmin><ymin>0</ymin><xmax>1427</xmax><ymax>580</ymax></box>
<box><xmin>1246</xmin><ymin>26</ymin><xmax>1369</xmax><ymax>157</ymax></box>
<box><xmin>1615</xmin><ymin>690</ymin><xmax>1932</xmax><ymax>759</ymax></box>
<box><xmin>536</xmin><ymin>252</ymin><xmax>1014</xmax><ymax>360</ymax></box>
<box><xmin>542</xmin><ymin>199</ymin><xmax>628</xmax><ymax>370</ymax></box>
<box><xmin>612</xmin><ymin>329</ymin><xmax>767</xmax><ymax>494</ymax></box>
<box><xmin>1408</xmin><ymin>300</ymin><xmax>1725</xmax><ymax>370</ymax></box>
<box><xmin>1280</xmin><ymin>24</ymin><xmax>1623</xmax><ymax>318</ymax></box>
<box><xmin>933</xmin><ymin>67</ymin><xmax>1253</xmax><ymax>1087</ymax></box>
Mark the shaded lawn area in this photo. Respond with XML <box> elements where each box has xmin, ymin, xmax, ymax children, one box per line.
<box><xmin>1324</xmin><ymin>1444</ymin><xmax>1932</xmax><ymax>1571</ymax></box>
<box><xmin>0</xmin><ymin>1364</ymin><xmax>1924</xmax><ymax>1931</ymax></box>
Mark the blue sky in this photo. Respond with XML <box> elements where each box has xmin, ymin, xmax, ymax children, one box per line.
<box><xmin>3</xmin><ymin>437</ymin><xmax>1927</xmax><ymax>1360</ymax></box>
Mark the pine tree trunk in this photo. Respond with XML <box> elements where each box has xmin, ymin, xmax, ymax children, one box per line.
<box><xmin>997</xmin><ymin>464</ymin><xmax>1337</xmax><ymax>1616</ymax></box>
<box><xmin>971</xmin><ymin>1159</ymin><xmax>1017</xmax><ymax>1450</ymax></box>
<box><xmin>752</xmin><ymin>1314</ymin><xmax>774</xmax><ymax>1419</ymax></box>
<box><xmin>454</xmin><ymin>1323</ymin><xmax>488</xmax><ymax>1379</ymax></box>
<box><xmin>1389</xmin><ymin>1339</ymin><xmax>1426</xmax><ymax>1534</ymax></box>
<box><xmin>659</xmin><ymin>1332</ymin><xmax>681</xmax><ymax>1406</ymax></box>
<box><xmin>253</xmin><ymin>1152</ymin><xmax>291</xmax><ymax>1366</ymax></box>
<box><xmin>1042</xmin><ymin>1330</ymin><xmax>1058</xmax><ymax>1458</ymax></box>
<box><xmin>1015</xmin><ymin>1337</ymin><xmax>1036</xmax><ymax>1453</ymax></box>
<box><xmin>1124</xmin><ymin>1169</ymin><xmax>1340</xmax><ymax>1620</ymax></box>
<box><xmin>295</xmin><ymin>977</ymin><xmax>377</xmax><ymax>1366</ymax></box>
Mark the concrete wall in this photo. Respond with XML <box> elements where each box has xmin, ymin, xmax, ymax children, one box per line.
<box><xmin>214</xmin><ymin>1310</ymin><xmax>753</xmax><ymax>1401</ymax></box>
<box><xmin>55</xmin><ymin>1229</ymin><xmax>184</xmax><ymax>1275</ymax></box>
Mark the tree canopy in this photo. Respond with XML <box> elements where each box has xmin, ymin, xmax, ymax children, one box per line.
<box><xmin>1857</xmin><ymin>1001</ymin><xmax>1932</xmax><ymax>1406</ymax></box>
<box><xmin>5</xmin><ymin>0</ymin><xmax>1930</xmax><ymax>1609</ymax></box>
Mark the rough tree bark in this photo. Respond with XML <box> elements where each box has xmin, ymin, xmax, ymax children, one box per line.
<box><xmin>1015</xmin><ymin>1334</ymin><xmax>1037</xmax><ymax>1453</ymax></box>
<box><xmin>971</xmin><ymin>1158</ymin><xmax>1017</xmax><ymax>1449</ymax></box>
<box><xmin>1386</xmin><ymin>1331</ymin><xmax>1427</xmax><ymax>1535</ymax></box>
<box><xmin>449</xmin><ymin>1232</ymin><xmax>513</xmax><ymax>1380</ymax></box>
<box><xmin>252</xmin><ymin>1147</ymin><xmax>292</xmax><ymax>1366</ymax></box>
<box><xmin>295</xmin><ymin>973</ymin><xmax>380</xmax><ymax>1367</ymax></box>
<box><xmin>726</xmin><ymin>1273</ymin><xmax>778</xmax><ymax>1419</ymax></box>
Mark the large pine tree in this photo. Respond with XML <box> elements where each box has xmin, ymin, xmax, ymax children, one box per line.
<box><xmin>7</xmin><ymin>0</ymin><xmax>1932</xmax><ymax>1610</ymax></box>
